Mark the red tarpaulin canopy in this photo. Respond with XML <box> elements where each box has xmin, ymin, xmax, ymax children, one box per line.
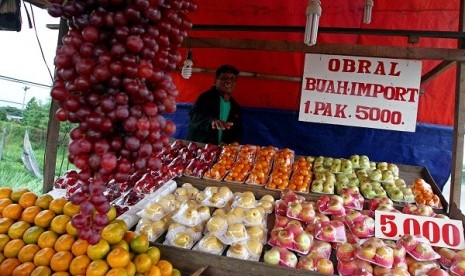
<box><xmin>173</xmin><ymin>0</ymin><xmax>459</xmax><ymax>126</ymax></box>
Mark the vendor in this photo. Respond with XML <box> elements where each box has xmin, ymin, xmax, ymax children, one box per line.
<box><xmin>186</xmin><ymin>64</ymin><xmax>243</xmax><ymax>144</ymax></box>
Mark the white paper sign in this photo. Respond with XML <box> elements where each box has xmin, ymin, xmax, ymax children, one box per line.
<box><xmin>375</xmin><ymin>210</ymin><xmax>465</xmax><ymax>250</ymax></box>
<box><xmin>299</xmin><ymin>54</ymin><xmax>422</xmax><ymax>132</ymax></box>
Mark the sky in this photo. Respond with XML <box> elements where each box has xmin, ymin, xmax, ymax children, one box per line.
<box><xmin>0</xmin><ymin>5</ymin><xmax>59</xmax><ymax>109</ymax></box>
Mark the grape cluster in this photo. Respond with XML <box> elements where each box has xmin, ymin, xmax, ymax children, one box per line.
<box><xmin>47</xmin><ymin>0</ymin><xmax>196</xmax><ymax>243</ymax></box>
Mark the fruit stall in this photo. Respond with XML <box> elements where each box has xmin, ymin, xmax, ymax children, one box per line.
<box><xmin>1</xmin><ymin>0</ymin><xmax>465</xmax><ymax>275</ymax></box>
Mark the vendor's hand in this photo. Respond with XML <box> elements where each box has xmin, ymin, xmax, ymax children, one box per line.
<box><xmin>211</xmin><ymin>119</ymin><xmax>234</xmax><ymax>130</ymax></box>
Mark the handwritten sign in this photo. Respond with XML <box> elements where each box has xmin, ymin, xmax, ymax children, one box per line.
<box><xmin>375</xmin><ymin>210</ymin><xmax>465</xmax><ymax>250</ymax></box>
<box><xmin>299</xmin><ymin>54</ymin><xmax>422</xmax><ymax>132</ymax></box>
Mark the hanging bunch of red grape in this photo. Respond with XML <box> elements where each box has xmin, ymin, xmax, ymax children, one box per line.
<box><xmin>47</xmin><ymin>0</ymin><xmax>196</xmax><ymax>244</ymax></box>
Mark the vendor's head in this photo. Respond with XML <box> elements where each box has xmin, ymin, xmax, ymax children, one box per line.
<box><xmin>215</xmin><ymin>64</ymin><xmax>239</xmax><ymax>101</ymax></box>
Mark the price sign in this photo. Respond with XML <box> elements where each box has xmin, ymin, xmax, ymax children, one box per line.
<box><xmin>375</xmin><ymin>210</ymin><xmax>465</xmax><ymax>250</ymax></box>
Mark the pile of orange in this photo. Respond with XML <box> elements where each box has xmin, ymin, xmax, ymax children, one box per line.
<box><xmin>411</xmin><ymin>178</ymin><xmax>441</xmax><ymax>208</ymax></box>
<box><xmin>0</xmin><ymin>187</ymin><xmax>179</xmax><ymax>276</ymax></box>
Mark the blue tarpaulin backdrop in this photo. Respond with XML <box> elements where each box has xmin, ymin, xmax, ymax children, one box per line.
<box><xmin>166</xmin><ymin>103</ymin><xmax>453</xmax><ymax>191</ymax></box>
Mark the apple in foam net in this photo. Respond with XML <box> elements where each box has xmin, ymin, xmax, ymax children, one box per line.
<box><xmin>264</xmin><ymin>247</ymin><xmax>281</xmax><ymax>265</ymax></box>
<box><xmin>287</xmin><ymin>202</ymin><xmax>302</xmax><ymax>218</ymax></box>
<box><xmin>320</xmin><ymin>224</ymin><xmax>337</xmax><ymax>240</ymax></box>
<box><xmin>277</xmin><ymin>229</ymin><xmax>295</xmax><ymax>248</ymax></box>
<box><xmin>399</xmin><ymin>234</ymin><xmax>417</xmax><ymax>251</ymax></box>
<box><xmin>282</xmin><ymin>250</ymin><xmax>298</xmax><ymax>268</ymax></box>
<box><xmin>316</xmin><ymin>258</ymin><xmax>334</xmax><ymax>275</ymax></box>
<box><xmin>375</xmin><ymin>246</ymin><xmax>394</xmax><ymax>265</ymax></box>
<box><xmin>337</xmin><ymin>243</ymin><xmax>355</xmax><ymax>260</ymax></box>
<box><xmin>360</xmin><ymin>243</ymin><xmax>377</xmax><ymax>259</ymax></box>
<box><xmin>295</xmin><ymin>232</ymin><xmax>312</xmax><ymax>252</ymax></box>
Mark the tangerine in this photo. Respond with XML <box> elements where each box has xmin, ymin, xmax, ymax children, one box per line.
<box><xmin>12</xmin><ymin>261</ymin><xmax>36</xmax><ymax>276</ymax></box>
<box><xmin>155</xmin><ymin>260</ymin><xmax>173</xmax><ymax>276</ymax></box>
<box><xmin>0</xmin><ymin>258</ymin><xmax>21</xmax><ymax>275</ymax></box>
<box><xmin>101</xmin><ymin>222</ymin><xmax>125</xmax><ymax>245</ymax></box>
<box><xmin>18</xmin><ymin>192</ymin><xmax>38</xmax><ymax>209</ymax></box>
<box><xmin>107</xmin><ymin>247</ymin><xmax>130</xmax><ymax>268</ymax></box>
<box><xmin>0</xmin><ymin>198</ymin><xmax>13</xmax><ymax>213</ymax></box>
<box><xmin>71</xmin><ymin>239</ymin><xmax>89</xmax><ymax>256</ymax></box>
<box><xmin>21</xmin><ymin>206</ymin><xmax>42</xmax><ymax>224</ymax></box>
<box><xmin>65</xmin><ymin>221</ymin><xmax>78</xmax><ymax>236</ymax></box>
<box><xmin>86</xmin><ymin>259</ymin><xmax>109</xmax><ymax>276</ymax></box>
<box><xmin>2</xmin><ymin>204</ymin><xmax>23</xmax><ymax>220</ymax></box>
<box><xmin>0</xmin><ymin>217</ymin><xmax>14</xmax><ymax>234</ymax></box>
<box><xmin>7</xmin><ymin>221</ymin><xmax>31</xmax><ymax>239</ymax></box>
<box><xmin>0</xmin><ymin>233</ymin><xmax>10</xmax><ymax>251</ymax></box>
<box><xmin>4</xmin><ymin>239</ymin><xmax>25</xmax><ymax>258</ymax></box>
<box><xmin>10</xmin><ymin>188</ymin><xmax>30</xmax><ymax>203</ymax></box>
<box><xmin>125</xmin><ymin>261</ymin><xmax>136</xmax><ymax>276</ymax></box>
<box><xmin>23</xmin><ymin>226</ymin><xmax>45</xmax><ymax>244</ymax></box>
<box><xmin>106</xmin><ymin>268</ymin><xmax>128</xmax><ymax>276</ymax></box>
<box><xmin>48</xmin><ymin>198</ymin><xmax>67</xmax><ymax>215</ymax></box>
<box><xmin>87</xmin><ymin>239</ymin><xmax>110</xmax><ymax>260</ymax></box>
<box><xmin>145</xmin><ymin>265</ymin><xmax>162</xmax><ymax>276</ymax></box>
<box><xmin>37</xmin><ymin>230</ymin><xmax>59</xmax><ymax>249</ymax></box>
<box><xmin>129</xmin><ymin>234</ymin><xmax>149</xmax><ymax>254</ymax></box>
<box><xmin>50</xmin><ymin>214</ymin><xmax>71</xmax><ymax>235</ymax></box>
<box><xmin>146</xmin><ymin>247</ymin><xmax>161</xmax><ymax>264</ymax></box>
<box><xmin>18</xmin><ymin>244</ymin><xmax>40</xmax><ymax>263</ymax></box>
<box><xmin>33</xmin><ymin>248</ymin><xmax>56</xmax><ymax>266</ymax></box>
<box><xmin>34</xmin><ymin>210</ymin><xmax>56</xmax><ymax>229</ymax></box>
<box><xmin>35</xmin><ymin>194</ymin><xmax>53</xmax><ymax>210</ymax></box>
<box><xmin>31</xmin><ymin>265</ymin><xmax>52</xmax><ymax>276</ymax></box>
<box><xmin>50</xmin><ymin>251</ymin><xmax>73</xmax><ymax>272</ymax></box>
<box><xmin>69</xmin><ymin>254</ymin><xmax>91</xmax><ymax>275</ymax></box>
<box><xmin>63</xmin><ymin>202</ymin><xmax>80</xmax><ymax>217</ymax></box>
<box><xmin>0</xmin><ymin>187</ymin><xmax>13</xmax><ymax>199</ymax></box>
<box><xmin>54</xmin><ymin>234</ymin><xmax>75</xmax><ymax>252</ymax></box>
<box><xmin>134</xmin><ymin>253</ymin><xmax>152</xmax><ymax>274</ymax></box>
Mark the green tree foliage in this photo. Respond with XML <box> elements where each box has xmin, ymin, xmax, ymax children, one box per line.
<box><xmin>23</xmin><ymin>98</ymin><xmax>49</xmax><ymax>129</ymax></box>
<box><xmin>0</xmin><ymin>109</ymin><xmax>6</xmax><ymax>121</ymax></box>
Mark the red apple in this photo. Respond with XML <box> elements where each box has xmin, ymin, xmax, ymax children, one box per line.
<box><xmin>374</xmin><ymin>246</ymin><xmax>394</xmax><ymax>268</ymax></box>
<box><xmin>277</xmin><ymin>229</ymin><xmax>294</xmax><ymax>248</ymax></box>
<box><xmin>315</xmin><ymin>258</ymin><xmax>334</xmax><ymax>275</ymax></box>
<box><xmin>336</xmin><ymin>243</ymin><xmax>355</xmax><ymax>261</ymax></box>
<box><xmin>295</xmin><ymin>232</ymin><xmax>312</xmax><ymax>253</ymax></box>
<box><xmin>320</xmin><ymin>224</ymin><xmax>337</xmax><ymax>240</ymax></box>
<box><xmin>360</xmin><ymin>243</ymin><xmax>377</xmax><ymax>259</ymax></box>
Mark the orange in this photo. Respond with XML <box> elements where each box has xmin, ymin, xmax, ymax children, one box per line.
<box><xmin>71</xmin><ymin>239</ymin><xmax>89</xmax><ymax>256</ymax></box>
<box><xmin>21</xmin><ymin>206</ymin><xmax>42</xmax><ymax>224</ymax></box>
<box><xmin>87</xmin><ymin>239</ymin><xmax>110</xmax><ymax>260</ymax></box>
<box><xmin>51</xmin><ymin>272</ymin><xmax>70</xmax><ymax>276</ymax></box>
<box><xmin>7</xmin><ymin>221</ymin><xmax>31</xmax><ymax>239</ymax></box>
<box><xmin>129</xmin><ymin>234</ymin><xmax>149</xmax><ymax>254</ymax></box>
<box><xmin>0</xmin><ymin>198</ymin><xmax>13</xmax><ymax>213</ymax></box>
<box><xmin>0</xmin><ymin>187</ymin><xmax>13</xmax><ymax>199</ymax></box>
<box><xmin>106</xmin><ymin>206</ymin><xmax>117</xmax><ymax>222</ymax></box>
<box><xmin>101</xmin><ymin>223</ymin><xmax>125</xmax><ymax>245</ymax></box>
<box><xmin>37</xmin><ymin>230</ymin><xmax>59</xmax><ymax>249</ymax></box>
<box><xmin>111</xmin><ymin>240</ymin><xmax>129</xmax><ymax>251</ymax></box>
<box><xmin>12</xmin><ymin>261</ymin><xmax>36</xmax><ymax>276</ymax></box>
<box><xmin>125</xmin><ymin>261</ymin><xmax>136</xmax><ymax>276</ymax></box>
<box><xmin>31</xmin><ymin>265</ymin><xmax>52</xmax><ymax>276</ymax></box>
<box><xmin>0</xmin><ymin>258</ymin><xmax>21</xmax><ymax>275</ymax></box>
<box><xmin>54</xmin><ymin>234</ymin><xmax>75</xmax><ymax>252</ymax></box>
<box><xmin>23</xmin><ymin>226</ymin><xmax>45</xmax><ymax>244</ymax></box>
<box><xmin>11</xmin><ymin>188</ymin><xmax>30</xmax><ymax>203</ymax></box>
<box><xmin>107</xmin><ymin>247</ymin><xmax>130</xmax><ymax>268</ymax></box>
<box><xmin>50</xmin><ymin>214</ymin><xmax>71</xmax><ymax>235</ymax></box>
<box><xmin>134</xmin><ymin>253</ymin><xmax>152</xmax><ymax>274</ymax></box>
<box><xmin>48</xmin><ymin>198</ymin><xmax>67</xmax><ymax>215</ymax></box>
<box><xmin>106</xmin><ymin>268</ymin><xmax>128</xmax><ymax>276</ymax></box>
<box><xmin>0</xmin><ymin>233</ymin><xmax>10</xmax><ymax>251</ymax></box>
<box><xmin>18</xmin><ymin>192</ymin><xmax>38</xmax><ymax>209</ymax></box>
<box><xmin>146</xmin><ymin>247</ymin><xmax>161</xmax><ymax>264</ymax></box>
<box><xmin>155</xmin><ymin>260</ymin><xmax>173</xmax><ymax>276</ymax></box>
<box><xmin>111</xmin><ymin>219</ymin><xmax>128</xmax><ymax>232</ymax></box>
<box><xmin>123</xmin><ymin>231</ymin><xmax>136</xmax><ymax>243</ymax></box>
<box><xmin>65</xmin><ymin>221</ymin><xmax>78</xmax><ymax>236</ymax></box>
<box><xmin>34</xmin><ymin>210</ymin><xmax>56</xmax><ymax>229</ymax></box>
<box><xmin>4</xmin><ymin>239</ymin><xmax>25</xmax><ymax>258</ymax></box>
<box><xmin>2</xmin><ymin>204</ymin><xmax>23</xmax><ymax>220</ymax></box>
<box><xmin>33</xmin><ymin>248</ymin><xmax>56</xmax><ymax>266</ymax></box>
<box><xmin>0</xmin><ymin>217</ymin><xmax>14</xmax><ymax>234</ymax></box>
<box><xmin>18</xmin><ymin>244</ymin><xmax>40</xmax><ymax>263</ymax></box>
<box><xmin>0</xmin><ymin>252</ymin><xmax>5</xmax><ymax>263</ymax></box>
<box><xmin>63</xmin><ymin>202</ymin><xmax>80</xmax><ymax>217</ymax></box>
<box><xmin>35</xmin><ymin>194</ymin><xmax>53</xmax><ymax>210</ymax></box>
<box><xmin>69</xmin><ymin>254</ymin><xmax>91</xmax><ymax>275</ymax></box>
<box><xmin>171</xmin><ymin>268</ymin><xmax>182</xmax><ymax>276</ymax></box>
<box><xmin>145</xmin><ymin>265</ymin><xmax>162</xmax><ymax>276</ymax></box>
<box><xmin>50</xmin><ymin>251</ymin><xmax>73</xmax><ymax>272</ymax></box>
<box><xmin>86</xmin><ymin>259</ymin><xmax>109</xmax><ymax>276</ymax></box>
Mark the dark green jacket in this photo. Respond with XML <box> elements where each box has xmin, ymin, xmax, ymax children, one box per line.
<box><xmin>186</xmin><ymin>87</ymin><xmax>243</xmax><ymax>144</ymax></box>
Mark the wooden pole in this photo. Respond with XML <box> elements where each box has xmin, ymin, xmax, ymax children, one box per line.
<box><xmin>42</xmin><ymin>17</ymin><xmax>67</xmax><ymax>194</ymax></box>
<box><xmin>450</xmin><ymin>0</ymin><xmax>465</xmax><ymax>209</ymax></box>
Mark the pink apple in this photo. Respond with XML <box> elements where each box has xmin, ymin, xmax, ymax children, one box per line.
<box><xmin>300</xmin><ymin>206</ymin><xmax>316</xmax><ymax>222</ymax></box>
<box><xmin>277</xmin><ymin>229</ymin><xmax>294</xmax><ymax>248</ymax></box>
<box><xmin>315</xmin><ymin>258</ymin><xmax>334</xmax><ymax>275</ymax></box>
<box><xmin>398</xmin><ymin>234</ymin><xmax>417</xmax><ymax>251</ymax></box>
<box><xmin>320</xmin><ymin>224</ymin><xmax>337</xmax><ymax>240</ymax></box>
<box><xmin>346</xmin><ymin>209</ymin><xmax>362</xmax><ymax>223</ymax></box>
<box><xmin>297</xmin><ymin>256</ymin><xmax>315</xmax><ymax>271</ymax></box>
<box><xmin>264</xmin><ymin>247</ymin><xmax>281</xmax><ymax>265</ymax></box>
<box><xmin>287</xmin><ymin>202</ymin><xmax>302</xmax><ymax>218</ymax></box>
<box><xmin>360</xmin><ymin>243</ymin><xmax>377</xmax><ymax>259</ymax></box>
<box><xmin>337</xmin><ymin>260</ymin><xmax>357</xmax><ymax>276</ymax></box>
<box><xmin>336</xmin><ymin>243</ymin><xmax>355</xmax><ymax>261</ymax></box>
<box><xmin>351</xmin><ymin>221</ymin><xmax>369</xmax><ymax>238</ymax></box>
<box><xmin>295</xmin><ymin>232</ymin><xmax>312</xmax><ymax>253</ymax></box>
<box><xmin>274</xmin><ymin>215</ymin><xmax>290</xmax><ymax>228</ymax></box>
<box><xmin>427</xmin><ymin>268</ymin><xmax>449</xmax><ymax>276</ymax></box>
<box><xmin>374</xmin><ymin>246</ymin><xmax>394</xmax><ymax>267</ymax></box>
<box><xmin>282</xmin><ymin>251</ymin><xmax>298</xmax><ymax>268</ymax></box>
